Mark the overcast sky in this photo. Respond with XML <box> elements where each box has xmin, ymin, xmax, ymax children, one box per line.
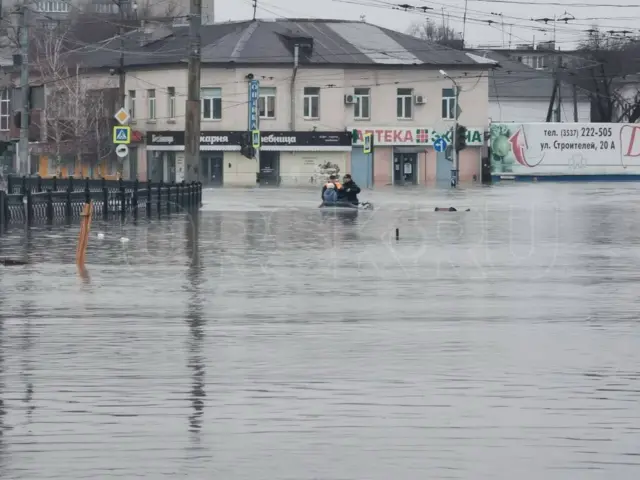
<box><xmin>213</xmin><ymin>0</ymin><xmax>640</xmax><ymax>50</ymax></box>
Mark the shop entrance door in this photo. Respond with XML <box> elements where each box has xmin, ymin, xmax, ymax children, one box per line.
<box><xmin>393</xmin><ymin>153</ymin><xmax>417</xmax><ymax>185</ymax></box>
<box><xmin>200</xmin><ymin>154</ymin><xmax>224</xmax><ymax>186</ymax></box>
<box><xmin>259</xmin><ymin>151</ymin><xmax>280</xmax><ymax>186</ymax></box>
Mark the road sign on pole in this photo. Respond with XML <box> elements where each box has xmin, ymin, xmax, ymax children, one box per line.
<box><xmin>433</xmin><ymin>137</ymin><xmax>447</xmax><ymax>153</ymax></box>
<box><xmin>363</xmin><ymin>133</ymin><xmax>372</xmax><ymax>154</ymax></box>
<box><xmin>115</xmin><ymin>144</ymin><xmax>129</xmax><ymax>158</ymax></box>
<box><xmin>251</xmin><ymin>130</ymin><xmax>260</xmax><ymax>148</ymax></box>
<box><xmin>113</xmin><ymin>126</ymin><xmax>131</xmax><ymax>144</ymax></box>
<box><xmin>114</xmin><ymin>107</ymin><xmax>130</xmax><ymax>125</ymax></box>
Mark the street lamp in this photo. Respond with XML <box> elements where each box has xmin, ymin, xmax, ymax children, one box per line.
<box><xmin>439</xmin><ymin>70</ymin><xmax>459</xmax><ymax>187</ymax></box>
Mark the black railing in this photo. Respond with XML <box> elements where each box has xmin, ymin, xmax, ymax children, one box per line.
<box><xmin>6</xmin><ymin>175</ymin><xmax>140</xmax><ymax>194</ymax></box>
<box><xmin>0</xmin><ymin>176</ymin><xmax>203</xmax><ymax>232</ymax></box>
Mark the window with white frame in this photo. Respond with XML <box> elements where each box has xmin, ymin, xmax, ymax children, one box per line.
<box><xmin>354</xmin><ymin>88</ymin><xmax>370</xmax><ymax>119</ymax></box>
<box><xmin>258</xmin><ymin>87</ymin><xmax>276</xmax><ymax>118</ymax></box>
<box><xmin>167</xmin><ymin>87</ymin><xmax>175</xmax><ymax>119</ymax></box>
<box><xmin>441</xmin><ymin>88</ymin><xmax>456</xmax><ymax>120</ymax></box>
<box><xmin>396</xmin><ymin>88</ymin><xmax>413</xmax><ymax>119</ymax></box>
<box><xmin>0</xmin><ymin>89</ymin><xmax>10</xmax><ymax>131</ymax></box>
<box><xmin>303</xmin><ymin>87</ymin><xmax>320</xmax><ymax>119</ymax></box>
<box><xmin>128</xmin><ymin>90</ymin><xmax>136</xmax><ymax>120</ymax></box>
<box><xmin>201</xmin><ymin>87</ymin><xmax>222</xmax><ymax>120</ymax></box>
<box><xmin>36</xmin><ymin>1</ymin><xmax>70</xmax><ymax>13</ymax></box>
<box><xmin>147</xmin><ymin>89</ymin><xmax>156</xmax><ymax>120</ymax></box>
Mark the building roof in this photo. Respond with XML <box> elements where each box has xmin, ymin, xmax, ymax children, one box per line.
<box><xmin>474</xmin><ymin>50</ymin><xmax>589</xmax><ymax>100</ymax></box>
<box><xmin>77</xmin><ymin>18</ymin><xmax>495</xmax><ymax>70</ymax></box>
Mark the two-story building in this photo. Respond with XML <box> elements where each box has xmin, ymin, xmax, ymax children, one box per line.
<box><xmin>82</xmin><ymin>18</ymin><xmax>494</xmax><ymax>186</ymax></box>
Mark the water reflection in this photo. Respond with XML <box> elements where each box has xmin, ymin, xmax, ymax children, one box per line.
<box><xmin>0</xmin><ymin>285</ymin><xmax>5</xmax><ymax>473</ymax></box>
<box><xmin>185</xmin><ymin>213</ymin><xmax>205</xmax><ymax>442</ymax></box>
<box><xmin>0</xmin><ymin>185</ymin><xmax>639</xmax><ymax>479</ymax></box>
<box><xmin>20</xmin><ymin>274</ymin><xmax>35</xmax><ymax>423</ymax></box>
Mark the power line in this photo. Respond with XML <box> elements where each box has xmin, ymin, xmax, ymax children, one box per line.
<box><xmin>332</xmin><ymin>0</ymin><xmax>640</xmax><ymax>46</ymax></box>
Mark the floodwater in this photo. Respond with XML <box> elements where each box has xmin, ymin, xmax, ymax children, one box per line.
<box><xmin>0</xmin><ymin>184</ymin><xmax>639</xmax><ymax>479</ymax></box>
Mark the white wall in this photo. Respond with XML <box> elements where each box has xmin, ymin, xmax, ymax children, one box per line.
<box><xmin>125</xmin><ymin>65</ymin><xmax>490</xmax><ymax>132</ymax></box>
<box><xmin>489</xmin><ymin>98</ymin><xmax>591</xmax><ymax>123</ymax></box>
<box><xmin>279</xmin><ymin>151</ymin><xmax>348</xmax><ymax>186</ymax></box>
<box><xmin>224</xmin><ymin>152</ymin><xmax>255</xmax><ymax>186</ymax></box>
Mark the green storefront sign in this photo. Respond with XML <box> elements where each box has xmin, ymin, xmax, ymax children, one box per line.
<box><xmin>432</xmin><ymin>128</ymin><xmax>483</xmax><ymax>145</ymax></box>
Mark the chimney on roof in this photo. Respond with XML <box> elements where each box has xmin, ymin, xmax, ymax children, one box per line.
<box><xmin>280</xmin><ymin>31</ymin><xmax>313</xmax><ymax>59</ymax></box>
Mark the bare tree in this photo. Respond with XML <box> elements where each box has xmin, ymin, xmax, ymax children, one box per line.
<box><xmin>30</xmin><ymin>22</ymin><xmax>112</xmax><ymax>176</ymax></box>
<box><xmin>568</xmin><ymin>27</ymin><xmax>640</xmax><ymax>122</ymax></box>
<box><xmin>407</xmin><ymin>18</ymin><xmax>463</xmax><ymax>50</ymax></box>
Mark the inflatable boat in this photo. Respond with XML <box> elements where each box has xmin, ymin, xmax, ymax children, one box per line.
<box><xmin>320</xmin><ymin>201</ymin><xmax>373</xmax><ymax>210</ymax></box>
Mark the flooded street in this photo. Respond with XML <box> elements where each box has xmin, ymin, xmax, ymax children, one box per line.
<box><xmin>1</xmin><ymin>184</ymin><xmax>639</xmax><ymax>479</ymax></box>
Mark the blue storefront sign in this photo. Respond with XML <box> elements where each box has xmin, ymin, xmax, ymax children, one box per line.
<box><xmin>248</xmin><ymin>80</ymin><xmax>260</xmax><ymax>130</ymax></box>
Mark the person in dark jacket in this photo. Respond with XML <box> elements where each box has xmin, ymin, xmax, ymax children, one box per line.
<box><xmin>339</xmin><ymin>174</ymin><xmax>361</xmax><ymax>205</ymax></box>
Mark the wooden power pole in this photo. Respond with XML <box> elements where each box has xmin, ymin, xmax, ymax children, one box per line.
<box><xmin>184</xmin><ymin>0</ymin><xmax>202</xmax><ymax>182</ymax></box>
<box><xmin>18</xmin><ymin>6</ymin><xmax>29</xmax><ymax>175</ymax></box>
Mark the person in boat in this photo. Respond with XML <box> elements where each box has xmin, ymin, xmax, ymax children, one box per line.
<box><xmin>339</xmin><ymin>174</ymin><xmax>361</xmax><ymax>205</ymax></box>
<box><xmin>321</xmin><ymin>175</ymin><xmax>342</xmax><ymax>200</ymax></box>
<box><xmin>322</xmin><ymin>182</ymin><xmax>339</xmax><ymax>204</ymax></box>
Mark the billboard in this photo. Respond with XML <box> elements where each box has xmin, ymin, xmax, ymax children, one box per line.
<box><xmin>490</xmin><ymin>123</ymin><xmax>640</xmax><ymax>175</ymax></box>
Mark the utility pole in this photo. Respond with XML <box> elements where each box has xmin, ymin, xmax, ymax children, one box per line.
<box><xmin>440</xmin><ymin>69</ymin><xmax>459</xmax><ymax>187</ymax></box>
<box><xmin>117</xmin><ymin>0</ymin><xmax>125</xmax><ymax>109</ymax></box>
<box><xmin>184</xmin><ymin>0</ymin><xmax>202</xmax><ymax>183</ymax></box>
<box><xmin>452</xmin><ymin>85</ymin><xmax>459</xmax><ymax>187</ymax></box>
<box><xmin>554</xmin><ymin>54</ymin><xmax>562</xmax><ymax>122</ymax></box>
<box><xmin>116</xmin><ymin>0</ymin><xmax>126</xmax><ymax>178</ymax></box>
<box><xmin>252</xmin><ymin>0</ymin><xmax>257</xmax><ymax>20</ymax></box>
<box><xmin>462</xmin><ymin>0</ymin><xmax>468</xmax><ymax>48</ymax></box>
<box><xmin>572</xmin><ymin>83</ymin><xmax>578</xmax><ymax>122</ymax></box>
<box><xmin>18</xmin><ymin>5</ymin><xmax>29</xmax><ymax>175</ymax></box>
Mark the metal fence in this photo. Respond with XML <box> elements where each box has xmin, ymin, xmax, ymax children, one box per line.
<box><xmin>0</xmin><ymin>175</ymin><xmax>203</xmax><ymax>233</ymax></box>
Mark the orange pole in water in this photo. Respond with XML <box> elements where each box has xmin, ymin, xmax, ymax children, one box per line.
<box><xmin>76</xmin><ymin>202</ymin><xmax>92</xmax><ymax>267</ymax></box>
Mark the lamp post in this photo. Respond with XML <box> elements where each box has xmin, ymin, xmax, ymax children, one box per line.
<box><xmin>439</xmin><ymin>69</ymin><xmax>459</xmax><ymax>187</ymax></box>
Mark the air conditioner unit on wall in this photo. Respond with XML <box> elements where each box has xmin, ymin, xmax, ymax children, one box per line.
<box><xmin>344</xmin><ymin>94</ymin><xmax>356</xmax><ymax>104</ymax></box>
<box><xmin>414</xmin><ymin>95</ymin><xmax>426</xmax><ymax>105</ymax></box>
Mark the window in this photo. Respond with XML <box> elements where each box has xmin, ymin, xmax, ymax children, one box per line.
<box><xmin>354</xmin><ymin>88</ymin><xmax>370</xmax><ymax>119</ymax></box>
<box><xmin>441</xmin><ymin>88</ymin><xmax>456</xmax><ymax>120</ymax></box>
<box><xmin>258</xmin><ymin>87</ymin><xmax>276</xmax><ymax>119</ymax></box>
<box><xmin>201</xmin><ymin>87</ymin><xmax>222</xmax><ymax>120</ymax></box>
<box><xmin>303</xmin><ymin>87</ymin><xmax>320</xmax><ymax>119</ymax></box>
<box><xmin>167</xmin><ymin>87</ymin><xmax>175</xmax><ymax>119</ymax></box>
<box><xmin>521</xmin><ymin>55</ymin><xmax>546</xmax><ymax>69</ymax></box>
<box><xmin>128</xmin><ymin>90</ymin><xmax>136</xmax><ymax>120</ymax></box>
<box><xmin>147</xmin><ymin>89</ymin><xmax>156</xmax><ymax>120</ymax></box>
<box><xmin>532</xmin><ymin>56</ymin><xmax>547</xmax><ymax>69</ymax></box>
<box><xmin>36</xmin><ymin>1</ymin><xmax>70</xmax><ymax>12</ymax></box>
<box><xmin>396</xmin><ymin>88</ymin><xmax>413</xmax><ymax>119</ymax></box>
<box><xmin>0</xmin><ymin>89</ymin><xmax>9</xmax><ymax>131</ymax></box>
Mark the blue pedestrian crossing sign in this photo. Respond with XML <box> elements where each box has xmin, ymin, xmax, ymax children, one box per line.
<box><xmin>433</xmin><ymin>137</ymin><xmax>447</xmax><ymax>152</ymax></box>
<box><xmin>251</xmin><ymin>130</ymin><xmax>260</xmax><ymax>148</ymax></box>
<box><xmin>113</xmin><ymin>126</ymin><xmax>131</xmax><ymax>144</ymax></box>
